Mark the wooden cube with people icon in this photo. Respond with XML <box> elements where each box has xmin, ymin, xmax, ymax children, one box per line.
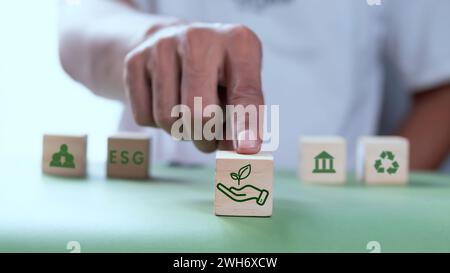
<box><xmin>215</xmin><ymin>151</ymin><xmax>273</xmax><ymax>217</ymax></box>
<box><xmin>107</xmin><ymin>133</ymin><xmax>151</xmax><ymax>180</ymax></box>
<box><xmin>299</xmin><ymin>137</ymin><xmax>347</xmax><ymax>184</ymax></box>
<box><xmin>357</xmin><ymin>136</ymin><xmax>409</xmax><ymax>185</ymax></box>
<box><xmin>42</xmin><ymin>134</ymin><xmax>87</xmax><ymax>177</ymax></box>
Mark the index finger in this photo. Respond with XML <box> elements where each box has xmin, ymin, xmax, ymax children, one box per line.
<box><xmin>224</xmin><ymin>25</ymin><xmax>264</xmax><ymax>154</ymax></box>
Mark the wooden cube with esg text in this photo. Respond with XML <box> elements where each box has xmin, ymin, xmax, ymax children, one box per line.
<box><xmin>107</xmin><ymin>133</ymin><xmax>151</xmax><ymax>179</ymax></box>
<box><xmin>215</xmin><ymin>151</ymin><xmax>273</xmax><ymax>217</ymax></box>
<box><xmin>42</xmin><ymin>134</ymin><xmax>87</xmax><ymax>177</ymax></box>
<box><xmin>357</xmin><ymin>136</ymin><xmax>409</xmax><ymax>185</ymax></box>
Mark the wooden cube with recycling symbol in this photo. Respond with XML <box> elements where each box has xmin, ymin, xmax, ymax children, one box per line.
<box><xmin>215</xmin><ymin>151</ymin><xmax>273</xmax><ymax>217</ymax></box>
<box><xmin>356</xmin><ymin>136</ymin><xmax>409</xmax><ymax>185</ymax></box>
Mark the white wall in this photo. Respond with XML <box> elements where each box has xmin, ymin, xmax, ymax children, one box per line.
<box><xmin>0</xmin><ymin>0</ymin><xmax>123</xmax><ymax>162</ymax></box>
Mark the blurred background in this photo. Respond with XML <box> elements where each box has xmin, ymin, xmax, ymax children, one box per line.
<box><xmin>0</xmin><ymin>1</ymin><xmax>448</xmax><ymax>171</ymax></box>
<box><xmin>0</xmin><ymin>0</ymin><xmax>122</xmax><ymax>163</ymax></box>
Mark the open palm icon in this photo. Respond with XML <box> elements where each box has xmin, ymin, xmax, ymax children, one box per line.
<box><xmin>217</xmin><ymin>183</ymin><xmax>269</xmax><ymax>206</ymax></box>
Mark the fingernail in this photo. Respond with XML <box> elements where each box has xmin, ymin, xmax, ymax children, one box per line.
<box><xmin>237</xmin><ymin>129</ymin><xmax>260</xmax><ymax>154</ymax></box>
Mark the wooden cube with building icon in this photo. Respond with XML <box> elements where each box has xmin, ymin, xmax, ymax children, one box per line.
<box><xmin>299</xmin><ymin>136</ymin><xmax>346</xmax><ymax>184</ymax></box>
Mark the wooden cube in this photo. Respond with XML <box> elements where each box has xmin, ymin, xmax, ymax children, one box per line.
<box><xmin>357</xmin><ymin>136</ymin><xmax>409</xmax><ymax>185</ymax></box>
<box><xmin>215</xmin><ymin>151</ymin><xmax>273</xmax><ymax>217</ymax></box>
<box><xmin>299</xmin><ymin>136</ymin><xmax>346</xmax><ymax>184</ymax></box>
<box><xmin>107</xmin><ymin>133</ymin><xmax>151</xmax><ymax>179</ymax></box>
<box><xmin>42</xmin><ymin>134</ymin><xmax>87</xmax><ymax>177</ymax></box>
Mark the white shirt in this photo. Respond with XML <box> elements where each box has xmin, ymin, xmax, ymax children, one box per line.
<box><xmin>123</xmin><ymin>0</ymin><xmax>450</xmax><ymax>170</ymax></box>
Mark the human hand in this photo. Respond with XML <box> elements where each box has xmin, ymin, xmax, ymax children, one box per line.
<box><xmin>217</xmin><ymin>183</ymin><xmax>269</xmax><ymax>206</ymax></box>
<box><xmin>124</xmin><ymin>22</ymin><xmax>264</xmax><ymax>154</ymax></box>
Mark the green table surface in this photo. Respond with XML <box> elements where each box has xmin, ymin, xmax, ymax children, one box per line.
<box><xmin>0</xmin><ymin>159</ymin><xmax>449</xmax><ymax>253</ymax></box>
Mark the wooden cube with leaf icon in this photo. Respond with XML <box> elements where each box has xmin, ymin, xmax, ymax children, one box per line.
<box><xmin>215</xmin><ymin>151</ymin><xmax>273</xmax><ymax>217</ymax></box>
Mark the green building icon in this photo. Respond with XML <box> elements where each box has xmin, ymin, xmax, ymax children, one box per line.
<box><xmin>312</xmin><ymin>151</ymin><xmax>336</xmax><ymax>174</ymax></box>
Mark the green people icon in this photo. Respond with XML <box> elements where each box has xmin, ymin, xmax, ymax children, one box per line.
<box><xmin>217</xmin><ymin>164</ymin><xmax>269</xmax><ymax>206</ymax></box>
<box><xmin>50</xmin><ymin>144</ymin><xmax>76</xmax><ymax>169</ymax></box>
<box><xmin>374</xmin><ymin>151</ymin><xmax>399</xmax><ymax>175</ymax></box>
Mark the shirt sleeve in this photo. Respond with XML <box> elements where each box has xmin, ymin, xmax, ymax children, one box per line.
<box><xmin>385</xmin><ymin>0</ymin><xmax>450</xmax><ymax>93</ymax></box>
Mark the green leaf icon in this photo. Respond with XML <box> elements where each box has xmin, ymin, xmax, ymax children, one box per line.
<box><xmin>238</xmin><ymin>164</ymin><xmax>251</xmax><ymax>181</ymax></box>
<box><xmin>230</xmin><ymin>172</ymin><xmax>240</xmax><ymax>181</ymax></box>
<box><xmin>229</xmin><ymin>164</ymin><xmax>252</xmax><ymax>186</ymax></box>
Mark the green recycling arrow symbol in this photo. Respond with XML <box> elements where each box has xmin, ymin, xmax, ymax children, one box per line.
<box><xmin>374</xmin><ymin>151</ymin><xmax>399</xmax><ymax>175</ymax></box>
